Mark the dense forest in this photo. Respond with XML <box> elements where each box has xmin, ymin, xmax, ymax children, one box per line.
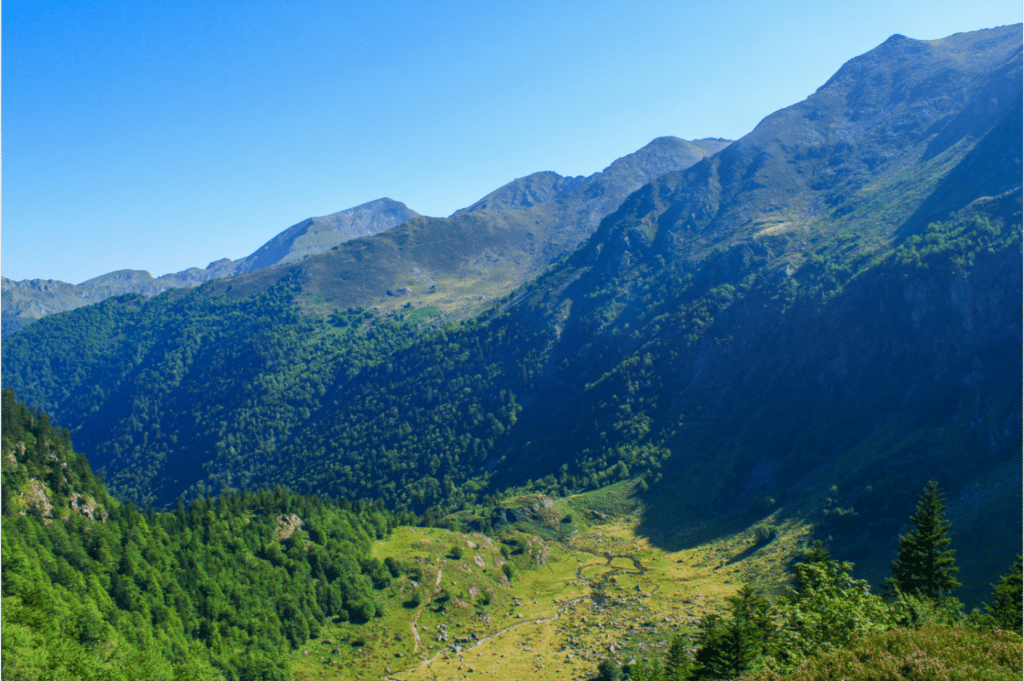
<box><xmin>1</xmin><ymin>389</ymin><xmax>415</xmax><ymax>680</ymax></box>
<box><xmin>4</xmin><ymin>194</ymin><xmax>1019</xmax><ymax>522</ymax></box>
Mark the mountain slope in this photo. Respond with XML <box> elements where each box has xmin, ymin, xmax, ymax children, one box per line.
<box><xmin>451</xmin><ymin>170</ymin><xmax>589</xmax><ymax>214</ymax></box>
<box><xmin>2</xmin><ymin>25</ymin><xmax>1020</xmax><ymax>606</ymax></box>
<box><xmin>1</xmin><ymin>198</ymin><xmax>420</xmax><ymax>338</ymax></box>
<box><xmin>202</xmin><ymin>136</ymin><xmax>729</xmax><ymax>322</ymax></box>
<box><xmin>2</xmin><ymin>137</ymin><xmax>726</xmax><ymax>339</ymax></box>
<box><xmin>1</xmin><ymin>388</ymin><xmax>406</xmax><ymax>680</ymax></box>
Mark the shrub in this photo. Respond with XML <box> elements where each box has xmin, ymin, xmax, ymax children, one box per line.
<box><xmin>743</xmin><ymin>626</ymin><xmax>1023</xmax><ymax>681</ymax></box>
<box><xmin>775</xmin><ymin>559</ymin><xmax>900</xmax><ymax>666</ymax></box>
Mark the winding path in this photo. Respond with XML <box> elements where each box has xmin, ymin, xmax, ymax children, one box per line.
<box><xmin>409</xmin><ymin>567</ymin><xmax>445</xmax><ymax>653</ymax></box>
<box><xmin>383</xmin><ymin>547</ymin><xmax>645</xmax><ymax>680</ymax></box>
<box><xmin>383</xmin><ymin>594</ymin><xmax>591</xmax><ymax>680</ymax></box>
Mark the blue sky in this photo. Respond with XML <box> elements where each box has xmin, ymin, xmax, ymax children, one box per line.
<box><xmin>3</xmin><ymin>1</ymin><xmax>1021</xmax><ymax>284</ymax></box>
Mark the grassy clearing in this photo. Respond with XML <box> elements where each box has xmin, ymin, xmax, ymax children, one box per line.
<box><xmin>288</xmin><ymin>490</ymin><xmax>813</xmax><ymax>681</ymax></box>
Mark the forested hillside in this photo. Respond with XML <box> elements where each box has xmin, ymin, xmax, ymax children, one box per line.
<box><xmin>3</xmin><ymin>24</ymin><xmax>1021</xmax><ymax>609</ymax></box>
<box><xmin>1</xmin><ymin>390</ymin><xmax>410</xmax><ymax>680</ymax></box>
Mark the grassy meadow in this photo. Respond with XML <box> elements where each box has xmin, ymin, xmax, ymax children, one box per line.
<box><xmin>287</xmin><ymin>485</ymin><xmax>815</xmax><ymax>681</ymax></box>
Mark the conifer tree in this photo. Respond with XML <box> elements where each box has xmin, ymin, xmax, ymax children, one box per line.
<box><xmin>663</xmin><ymin>634</ymin><xmax>692</xmax><ymax>680</ymax></box>
<box><xmin>802</xmin><ymin>540</ymin><xmax>831</xmax><ymax>565</ymax></box>
<box><xmin>986</xmin><ymin>555</ymin><xmax>1023</xmax><ymax>634</ymax></box>
<box><xmin>693</xmin><ymin>586</ymin><xmax>776</xmax><ymax>679</ymax></box>
<box><xmin>884</xmin><ymin>480</ymin><xmax>960</xmax><ymax>599</ymax></box>
<box><xmin>596</xmin><ymin>659</ymin><xmax>622</xmax><ymax>681</ymax></box>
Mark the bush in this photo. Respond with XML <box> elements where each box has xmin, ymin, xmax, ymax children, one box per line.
<box><xmin>775</xmin><ymin>559</ymin><xmax>900</xmax><ymax>666</ymax></box>
<box><xmin>753</xmin><ymin>524</ymin><xmax>777</xmax><ymax>545</ymax></box>
<box><xmin>743</xmin><ymin>626</ymin><xmax>1023</xmax><ymax>681</ymax></box>
<box><xmin>596</xmin><ymin>659</ymin><xmax>622</xmax><ymax>681</ymax></box>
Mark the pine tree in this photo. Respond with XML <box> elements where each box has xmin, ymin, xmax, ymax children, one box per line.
<box><xmin>986</xmin><ymin>555</ymin><xmax>1022</xmax><ymax>634</ymax></box>
<box><xmin>802</xmin><ymin>540</ymin><xmax>831</xmax><ymax>565</ymax></box>
<box><xmin>693</xmin><ymin>586</ymin><xmax>776</xmax><ymax>679</ymax></box>
<box><xmin>663</xmin><ymin>634</ymin><xmax>692</xmax><ymax>680</ymax></box>
<box><xmin>596</xmin><ymin>659</ymin><xmax>622</xmax><ymax>681</ymax></box>
<box><xmin>884</xmin><ymin>481</ymin><xmax>960</xmax><ymax>599</ymax></box>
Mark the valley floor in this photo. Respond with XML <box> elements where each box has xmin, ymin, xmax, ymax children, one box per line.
<box><xmin>288</xmin><ymin>498</ymin><xmax>813</xmax><ymax>681</ymax></box>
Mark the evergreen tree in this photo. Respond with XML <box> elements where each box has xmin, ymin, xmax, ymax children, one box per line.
<box><xmin>986</xmin><ymin>555</ymin><xmax>1023</xmax><ymax>634</ymax></box>
<box><xmin>692</xmin><ymin>586</ymin><xmax>776</xmax><ymax>679</ymax></box>
<box><xmin>802</xmin><ymin>540</ymin><xmax>831</xmax><ymax>564</ymax></box>
<box><xmin>793</xmin><ymin>540</ymin><xmax>832</xmax><ymax>593</ymax></box>
<box><xmin>663</xmin><ymin>634</ymin><xmax>692</xmax><ymax>680</ymax></box>
<box><xmin>884</xmin><ymin>481</ymin><xmax>960</xmax><ymax>599</ymax></box>
<box><xmin>626</xmin><ymin>661</ymin><xmax>662</xmax><ymax>681</ymax></box>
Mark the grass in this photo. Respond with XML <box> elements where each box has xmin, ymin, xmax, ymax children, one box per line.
<box><xmin>403</xmin><ymin>306</ymin><xmax>442</xmax><ymax>325</ymax></box>
<box><xmin>287</xmin><ymin>487</ymin><xmax>814</xmax><ymax>681</ymax></box>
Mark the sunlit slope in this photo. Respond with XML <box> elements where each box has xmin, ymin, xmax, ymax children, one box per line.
<box><xmin>287</xmin><ymin>486</ymin><xmax>813</xmax><ymax>681</ymax></box>
<box><xmin>208</xmin><ymin>136</ymin><xmax>727</xmax><ymax>321</ymax></box>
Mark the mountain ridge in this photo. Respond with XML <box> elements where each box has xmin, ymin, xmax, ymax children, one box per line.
<box><xmin>2</xmin><ymin>24</ymin><xmax>1019</xmax><ymax>606</ymax></box>
<box><xmin>0</xmin><ymin>198</ymin><xmax>421</xmax><ymax>337</ymax></box>
<box><xmin>1</xmin><ymin>137</ymin><xmax>727</xmax><ymax>337</ymax></box>
<box><xmin>196</xmin><ymin>135</ymin><xmax>729</xmax><ymax>322</ymax></box>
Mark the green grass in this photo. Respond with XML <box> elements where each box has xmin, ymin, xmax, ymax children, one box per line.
<box><xmin>403</xmin><ymin>306</ymin><xmax>442</xmax><ymax>325</ymax></box>
<box><xmin>287</xmin><ymin>487</ymin><xmax>815</xmax><ymax>681</ymax></box>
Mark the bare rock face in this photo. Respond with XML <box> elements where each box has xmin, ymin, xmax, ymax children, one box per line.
<box><xmin>274</xmin><ymin>513</ymin><xmax>304</xmax><ymax>540</ymax></box>
<box><xmin>70</xmin><ymin>492</ymin><xmax>108</xmax><ymax>522</ymax></box>
<box><xmin>490</xmin><ymin>494</ymin><xmax>561</xmax><ymax>529</ymax></box>
<box><xmin>24</xmin><ymin>479</ymin><xmax>53</xmax><ymax>518</ymax></box>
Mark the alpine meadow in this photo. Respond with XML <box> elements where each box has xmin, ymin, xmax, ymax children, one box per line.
<box><xmin>2</xmin><ymin>22</ymin><xmax>1022</xmax><ymax>681</ymax></box>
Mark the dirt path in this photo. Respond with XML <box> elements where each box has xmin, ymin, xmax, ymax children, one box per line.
<box><xmin>384</xmin><ymin>550</ymin><xmax>645</xmax><ymax>680</ymax></box>
<box><xmin>383</xmin><ymin>594</ymin><xmax>591</xmax><ymax>680</ymax></box>
<box><xmin>408</xmin><ymin>567</ymin><xmax>444</xmax><ymax>653</ymax></box>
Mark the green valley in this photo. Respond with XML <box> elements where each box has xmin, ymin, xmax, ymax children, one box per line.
<box><xmin>3</xmin><ymin>393</ymin><xmax>1019</xmax><ymax>680</ymax></box>
<box><xmin>2</xmin><ymin>23</ymin><xmax>1022</xmax><ymax>681</ymax></box>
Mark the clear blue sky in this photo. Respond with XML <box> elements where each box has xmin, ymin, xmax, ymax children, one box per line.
<box><xmin>3</xmin><ymin>0</ymin><xmax>1021</xmax><ymax>284</ymax></box>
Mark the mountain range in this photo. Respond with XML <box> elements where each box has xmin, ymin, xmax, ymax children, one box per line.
<box><xmin>2</xmin><ymin>23</ymin><xmax>1021</xmax><ymax>609</ymax></box>
<box><xmin>1</xmin><ymin>137</ymin><xmax>726</xmax><ymax>338</ymax></box>
<box><xmin>0</xmin><ymin>198</ymin><xmax>419</xmax><ymax>338</ymax></box>
<box><xmin>207</xmin><ymin>136</ymin><xmax>730</xmax><ymax>325</ymax></box>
